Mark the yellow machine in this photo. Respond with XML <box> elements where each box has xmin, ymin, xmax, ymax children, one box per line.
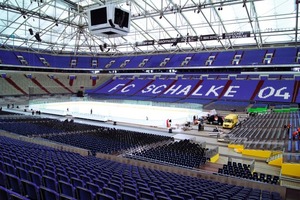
<box><xmin>222</xmin><ymin>114</ymin><xmax>238</xmax><ymax>129</ymax></box>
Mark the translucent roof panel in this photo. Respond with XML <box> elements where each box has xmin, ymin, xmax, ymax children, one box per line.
<box><xmin>0</xmin><ymin>0</ymin><xmax>298</xmax><ymax>56</ymax></box>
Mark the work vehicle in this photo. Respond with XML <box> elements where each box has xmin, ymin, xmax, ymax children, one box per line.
<box><xmin>222</xmin><ymin>114</ymin><xmax>238</xmax><ymax>129</ymax></box>
<box><xmin>207</xmin><ymin>115</ymin><xmax>224</xmax><ymax>125</ymax></box>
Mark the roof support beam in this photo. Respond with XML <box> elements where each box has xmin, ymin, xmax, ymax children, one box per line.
<box><xmin>248</xmin><ymin>1</ymin><xmax>262</xmax><ymax>48</ymax></box>
<box><xmin>208</xmin><ymin>0</ymin><xmax>233</xmax><ymax>49</ymax></box>
<box><xmin>131</xmin><ymin>1</ymin><xmax>168</xmax><ymax>52</ymax></box>
<box><xmin>167</xmin><ymin>0</ymin><xmax>197</xmax><ymax>51</ymax></box>
<box><xmin>295</xmin><ymin>0</ymin><xmax>299</xmax><ymax>47</ymax></box>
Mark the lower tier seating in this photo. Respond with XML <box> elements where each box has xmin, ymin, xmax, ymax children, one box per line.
<box><xmin>0</xmin><ymin>135</ymin><xmax>282</xmax><ymax>200</ymax></box>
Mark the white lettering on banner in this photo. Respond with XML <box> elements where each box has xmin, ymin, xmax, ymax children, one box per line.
<box><xmin>152</xmin><ymin>85</ymin><xmax>167</xmax><ymax>94</ymax></box>
<box><xmin>205</xmin><ymin>85</ymin><xmax>224</xmax><ymax>96</ymax></box>
<box><xmin>258</xmin><ymin>87</ymin><xmax>290</xmax><ymax>100</ymax></box>
<box><xmin>141</xmin><ymin>85</ymin><xmax>156</xmax><ymax>93</ymax></box>
<box><xmin>108</xmin><ymin>84</ymin><xmax>125</xmax><ymax>93</ymax></box>
<box><xmin>191</xmin><ymin>85</ymin><xmax>203</xmax><ymax>96</ymax></box>
<box><xmin>176</xmin><ymin>85</ymin><xmax>192</xmax><ymax>95</ymax></box>
<box><xmin>164</xmin><ymin>85</ymin><xmax>183</xmax><ymax>95</ymax></box>
<box><xmin>275</xmin><ymin>87</ymin><xmax>290</xmax><ymax>100</ymax></box>
<box><xmin>223</xmin><ymin>86</ymin><xmax>240</xmax><ymax>97</ymax></box>
<box><xmin>121</xmin><ymin>84</ymin><xmax>135</xmax><ymax>93</ymax></box>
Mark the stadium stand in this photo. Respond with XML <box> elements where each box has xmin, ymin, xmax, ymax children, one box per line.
<box><xmin>126</xmin><ymin>139</ymin><xmax>208</xmax><ymax>168</ymax></box>
<box><xmin>0</xmin><ymin>47</ymin><xmax>298</xmax><ymax>70</ymax></box>
<box><xmin>0</xmin><ymin>135</ymin><xmax>284</xmax><ymax>200</ymax></box>
<box><xmin>218</xmin><ymin>161</ymin><xmax>280</xmax><ymax>185</ymax></box>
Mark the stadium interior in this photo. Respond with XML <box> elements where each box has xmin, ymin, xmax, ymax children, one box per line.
<box><xmin>0</xmin><ymin>0</ymin><xmax>300</xmax><ymax>200</ymax></box>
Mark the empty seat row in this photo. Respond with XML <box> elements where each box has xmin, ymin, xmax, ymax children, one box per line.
<box><xmin>127</xmin><ymin>139</ymin><xmax>208</xmax><ymax>168</ymax></box>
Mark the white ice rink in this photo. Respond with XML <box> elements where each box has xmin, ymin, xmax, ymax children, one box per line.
<box><xmin>30</xmin><ymin>101</ymin><xmax>201</xmax><ymax>129</ymax></box>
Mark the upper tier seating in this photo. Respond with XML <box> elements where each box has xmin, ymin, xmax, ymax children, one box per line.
<box><xmin>20</xmin><ymin>52</ymin><xmax>45</xmax><ymax>67</ymax></box>
<box><xmin>272</xmin><ymin>48</ymin><xmax>298</xmax><ymax>64</ymax></box>
<box><xmin>212</xmin><ymin>51</ymin><xmax>236</xmax><ymax>66</ymax></box>
<box><xmin>76</xmin><ymin>57</ymin><xmax>94</xmax><ymax>68</ymax></box>
<box><xmin>0</xmin><ymin>47</ymin><xmax>298</xmax><ymax>69</ymax></box>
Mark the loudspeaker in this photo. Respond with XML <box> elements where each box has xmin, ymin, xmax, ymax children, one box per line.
<box><xmin>34</xmin><ymin>32</ymin><xmax>42</xmax><ymax>42</ymax></box>
<box><xmin>108</xmin><ymin>19</ymin><xmax>115</xmax><ymax>28</ymax></box>
<box><xmin>28</xmin><ymin>28</ymin><xmax>33</xmax><ymax>35</ymax></box>
<box><xmin>116</xmin><ymin>12</ymin><xmax>126</xmax><ymax>28</ymax></box>
<box><xmin>77</xmin><ymin>90</ymin><xmax>84</xmax><ymax>97</ymax></box>
<box><xmin>99</xmin><ymin>45</ymin><xmax>104</xmax><ymax>52</ymax></box>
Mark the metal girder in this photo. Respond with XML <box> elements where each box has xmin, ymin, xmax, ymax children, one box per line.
<box><xmin>59</xmin><ymin>0</ymin><xmax>80</xmax><ymax>10</ymax></box>
<box><xmin>166</xmin><ymin>0</ymin><xmax>197</xmax><ymax>51</ymax></box>
<box><xmin>130</xmin><ymin>21</ymin><xmax>160</xmax><ymax>53</ymax></box>
<box><xmin>140</xmin><ymin>0</ymin><xmax>173</xmax><ymax>38</ymax></box>
<box><xmin>208</xmin><ymin>0</ymin><xmax>233</xmax><ymax>49</ymax></box>
<box><xmin>133</xmin><ymin>0</ymin><xmax>172</xmax><ymax>52</ymax></box>
<box><xmin>246</xmin><ymin>0</ymin><xmax>262</xmax><ymax>48</ymax></box>
<box><xmin>123</xmin><ymin>3</ymin><xmax>165</xmax><ymax>53</ymax></box>
<box><xmin>189</xmin><ymin>0</ymin><xmax>225</xmax><ymax>50</ymax></box>
<box><xmin>296</xmin><ymin>0</ymin><xmax>299</xmax><ymax>46</ymax></box>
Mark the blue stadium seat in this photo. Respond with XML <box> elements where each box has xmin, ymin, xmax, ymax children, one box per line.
<box><xmin>122</xmin><ymin>186</ymin><xmax>137</xmax><ymax>196</ymax></box>
<box><xmin>154</xmin><ymin>191</ymin><xmax>168</xmax><ymax>198</ymax></box>
<box><xmin>107</xmin><ymin>182</ymin><xmax>121</xmax><ymax>193</ymax></box>
<box><xmin>93</xmin><ymin>179</ymin><xmax>105</xmax><ymax>188</ymax></box>
<box><xmin>121</xmin><ymin>191</ymin><xmax>138</xmax><ymax>200</ymax></box>
<box><xmin>96</xmin><ymin>192</ymin><xmax>115</xmax><ymax>200</ymax></box>
<box><xmin>32</xmin><ymin>166</ymin><xmax>43</xmax><ymax>176</ymax></box>
<box><xmin>170</xmin><ymin>194</ymin><xmax>185</xmax><ymax>200</ymax></box>
<box><xmin>5</xmin><ymin>173</ymin><xmax>22</xmax><ymax>194</ymax></box>
<box><xmin>9</xmin><ymin>191</ymin><xmax>30</xmax><ymax>200</ymax></box>
<box><xmin>42</xmin><ymin>175</ymin><xmax>58</xmax><ymax>192</ymax></box>
<box><xmin>76</xmin><ymin>187</ymin><xmax>94</xmax><ymax>200</ymax></box>
<box><xmin>86</xmin><ymin>182</ymin><xmax>101</xmax><ymax>195</ymax></box>
<box><xmin>103</xmin><ymin>187</ymin><xmax>119</xmax><ymax>199</ymax></box>
<box><xmin>157</xmin><ymin>196</ymin><xmax>172</xmax><ymax>200</ymax></box>
<box><xmin>59</xmin><ymin>194</ymin><xmax>77</xmax><ymax>200</ymax></box>
<box><xmin>21</xmin><ymin>179</ymin><xmax>40</xmax><ymax>200</ymax></box>
<box><xmin>180</xmin><ymin>192</ymin><xmax>193</xmax><ymax>200</ymax></box>
<box><xmin>0</xmin><ymin>170</ymin><xmax>6</xmax><ymax>187</ymax></box>
<box><xmin>43</xmin><ymin>169</ymin><xmax>56</xmax><ymax>179</ymax></box>
<box><xmin>16</xmin><ymin>167</ymin><xmax>29</xmax><ymax>181</ymax></box>
<box><xmin>29</xmin><ymin>171</ymin><xmax>42</xmax><ymax>186</ymax></box>
<box><xmin>58</xmin><ymin>181</ymin><xmax>75</xmax><ymax>198</ymax></box>
<box><xmin>57</xmin><ymin>173</ymin><xmax>70</xmax><ymax>183</ymax></box>
<box><xmin>139</xmin><ymin>191</ymin><xmax>155</xmax><ymax>200</ymax></box>
<box><xmin>70</xmin><ymin>177</ymin><xmax>84</xmax><ymax>188</ymax></box>
<box><xmin>4</xmin><ymin>163</ymin><xmax>16</xmax><ymax>175</ymax></box>
<box><xmin>0</xmin><ymin>186</ymin><xmax>9</xmax><ymax>200</ymax></box>
<box><xmin>40</xmin><ymin>186</ymin><xmax>59</xmax><ymax>200</ymax></box>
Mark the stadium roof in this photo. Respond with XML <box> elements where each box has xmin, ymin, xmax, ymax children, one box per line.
<box><xmin>0</xmin><ymin>0</ymin><xmax>298</xmax><ymax>56</ymax></box>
